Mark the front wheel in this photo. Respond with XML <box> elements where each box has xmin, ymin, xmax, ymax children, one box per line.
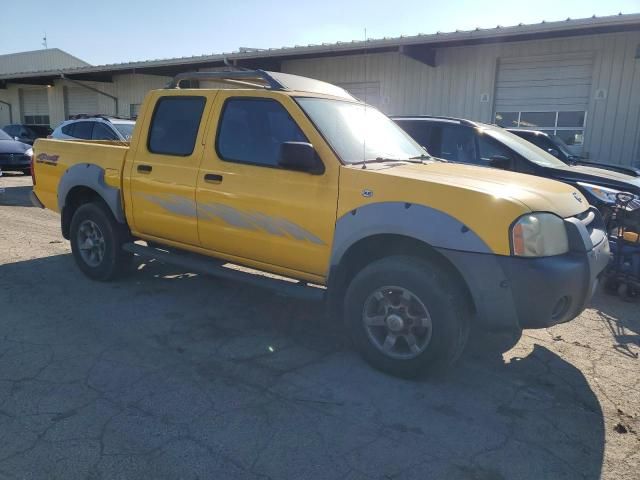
<box><xmin>70</xmin><ymin>201</ymin><xmax>132</xmax><ymax>281</ymax></box>
<box><xmin>344</xmin><ymin>255</ymin><xmax>470</xmax><ymax>378</ymax></box>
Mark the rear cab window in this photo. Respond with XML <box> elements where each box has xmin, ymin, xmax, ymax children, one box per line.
<box><xmin>148</xmin><ymin>96</ymin><xmax>206</xmax><ymax>156</ymax></box>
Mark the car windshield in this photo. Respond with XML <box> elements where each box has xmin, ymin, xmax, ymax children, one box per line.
<box><xmin>295</xmin><ymin>97</ymin><xmax>426</xmax><ymax>164</ymax></box>
<box><xmin>0</xmin><ymin>129</ymin><xmax>12</xmax><ymax>141</ymax></box>
<box><xmin>112</xmin><ymin>122</ymin><xmax>135</xmax><ymax>140</ymax></box>
<box><xmin>482</xmin><ymin>126</ymin><xmax>567</xmax><ymax>168</ymax></box>
<box><xmin>549</xmin><ymin>134</ymin><xmax>575</xmax><ymax>159</ymax></box>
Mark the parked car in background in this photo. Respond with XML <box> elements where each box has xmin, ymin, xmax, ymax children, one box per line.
<box><xmin>393</xmin><ymin>116</ymin><xmax>640</xmax><ymax>225</ymax></box>
<box><xmin>0</xmin><ymin>128</ymin><xmax>33</xmax><ymax>175</ymax></box>
<box><xmin>507</xmin><ymin>128</ymin><xmax>640</xmax><ymax>177</ymax></box>
<box><xmin>2</xmin><ymin>124</ymin><xmax>52</xmax><ymax>145</ymax></box>
<box><xmin>51</xmin><ymin>115</ymin><xmax>135</xmax><ymax>142</ymax></box>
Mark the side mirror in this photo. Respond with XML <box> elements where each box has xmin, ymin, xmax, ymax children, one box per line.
<box><xmin>489</xmin><ymin>155</ymin><xmax>512</xmax><ymax>170</ymax></box>
<box><xmin>279</xmin><ymin>142</ymin><xmax>324</xmax><ymax>174</ymax></box>
<box><xmin>547</xmin><ymin>148</ymin><xmax>560</xmax><ymax>158</ymax></box>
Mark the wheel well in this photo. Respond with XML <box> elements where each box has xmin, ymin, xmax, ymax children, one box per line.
<box><xmin>61</xmin><ymin>186</ymin><xmax>103</xmax><ymax>239</ymax></box>
<box><xmin>330</xmin><ymin>234</ymin><xmax>475</xmax><ymax>316</ymax></box>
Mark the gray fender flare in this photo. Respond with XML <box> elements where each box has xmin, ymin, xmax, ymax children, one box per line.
<box><xmin>330</xmin><ymin>202</ymin><xmax>491</xmax><ymax>270</ymax></box>
<box><xmin>58</xmin><ymin>163</ymin><xmax>125</xmax><ymax>223</ymax></box>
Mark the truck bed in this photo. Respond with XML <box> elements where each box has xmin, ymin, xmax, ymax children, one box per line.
<box><xmin>33</xmin><ymin>138</ymin><xmax>129</xmax><ymax>213</ymax></box>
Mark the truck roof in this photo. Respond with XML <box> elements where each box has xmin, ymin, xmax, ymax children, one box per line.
<box><xmin>166</xmin><ymin>70</ymin><xmax>358</xmax><ymax>102</ymax></box>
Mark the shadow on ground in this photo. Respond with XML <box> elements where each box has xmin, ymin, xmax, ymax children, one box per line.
<box><xmin>0</xmin><ymin>185</ymin><xmax>33</xmax><ymax>207</ymax></box>
<box><xmin>590</xmin><ymin>292</ymin><xmax>640</xmax><ymax>359</ymax></box>
<box><xmin>0</xmin><ymin>254</ymin><xmax>604</xmax><ymax>479</ymax></box>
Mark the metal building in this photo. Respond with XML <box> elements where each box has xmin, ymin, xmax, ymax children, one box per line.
<box><xmin>1</xmin><ymin>13</ymin><xmax>639</xmax><ymax>166</ymax></box>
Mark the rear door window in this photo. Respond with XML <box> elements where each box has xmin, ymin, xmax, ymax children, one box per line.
<box><xmin>148</xmin><ymin>96</ymin><xmax>206</xmax><ymax>156</ymax></box>
<box><xmin>72</xmin><ymin>121</ymin><xmax>94</xmax><ymax>140</ymax></box>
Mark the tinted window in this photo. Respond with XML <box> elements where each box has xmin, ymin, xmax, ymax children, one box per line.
<box><xmin>439</xmin><ymin>125</ymin><xmax>477</xmax><ymax>164</ymax></box>
<box><xmin>4</xmin><ymin>125</ymin><xmax>17</xmax><ymax>136</ymax></box>
<box><xmin>92</xmin><ymin>123</ymin><xmax>118</xmax><ymax>140</ymax></box>
<box><xmin>478</xmin><ymin>133</ymin><xmax>514</xmax><ymax>164</ymax></box>
<box><xmin>148</xmin><ymin>96</ymin><xmax>205</xmax><ymax>156</ymax></box>
<box><xmin>395</xmin><ymin>120</ymin><xmax>435</xmax><ymax>152</ymax></box>
<box><xmin>217</xmin><ymin>98</ymin><xmax>307</xmax><ymax>167</ymax></box>
<box><xmin>61</xmin><ymin>123</ymin><xmax>75</xmax><ymax>136</ymax></box>
<box><xmin>72</xmin><ymin>121</ymin><xmax>94</xmax><ymax>140</ymax></box>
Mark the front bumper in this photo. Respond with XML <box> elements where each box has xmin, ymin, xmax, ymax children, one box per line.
<box><xmin>438</xmin><ymin>208</ymin><xmax>611</xmax><ymax>330</ymax></box>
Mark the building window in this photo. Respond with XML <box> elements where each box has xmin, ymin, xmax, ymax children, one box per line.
<box><xmin>23</xmin><ymin>115</ymin><xmax>50</xmax><ymax>126</ymax></box>
<box><xmin>495</xmin><ymin>110</ymin><xmax>586</xmax><ymax>146</ymax></box>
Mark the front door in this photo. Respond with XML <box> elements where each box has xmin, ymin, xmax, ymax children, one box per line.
<box><xmin>128</xmin><ymin>92</ymin><xmax>214</xmax><ymax>246</ymax></box>
<box><xmin>196</xmin><ymin>91</ymin><xmax>339</xmax><ymax>279</ymax></box>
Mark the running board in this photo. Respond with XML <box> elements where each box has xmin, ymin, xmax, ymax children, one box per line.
<box><xmin>122</xmin><ymin>242</ymin><xmax>325</xmax><ymax>302</ymax></box>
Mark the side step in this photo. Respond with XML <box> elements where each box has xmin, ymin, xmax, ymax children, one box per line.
<box><xmin>122</xmin><ymin>242</ymin><xmax>325</xmax><ymax>302</ymax></box>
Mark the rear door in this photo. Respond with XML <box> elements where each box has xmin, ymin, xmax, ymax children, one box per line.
<box><xmin>196</xmin><ymin>91</ymin><xmax>339</xmax><ymax>278</ymax></box>
<box><xmin>127</xmin><ymin>92</ymin><xmax>214</xmax><ymax>246</ymax></box>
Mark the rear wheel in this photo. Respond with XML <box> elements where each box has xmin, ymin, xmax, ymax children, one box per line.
<box><xmin>70</xmin><ymin>201</ymin><xmax>132</xmax><ymax>281</ymax></box>
<box><xmin>344</xmin><ymin>255</ymin><xmax>470</xmax><ymax>378</ymax></box>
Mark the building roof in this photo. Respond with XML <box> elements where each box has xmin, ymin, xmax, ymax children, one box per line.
<box><xmin>0</xmin><ymin>48</ymin><xmax>89</xmax><ymax>76</ymax></box>
<box><xmin>1</xmin><ymin>12</ymin><xmax>639</xmax><ymax>84</ymax></box>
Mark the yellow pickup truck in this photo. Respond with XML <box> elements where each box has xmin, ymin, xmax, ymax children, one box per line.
<box><xmin>31</xmin><ymin>70</ymin><xmax>609</xmax><ymax>377</ymax></box>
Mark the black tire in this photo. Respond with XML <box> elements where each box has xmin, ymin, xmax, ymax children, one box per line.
<box><xmin>69</xmin><ymin>201</ymin><xmax>132</xmax><ymax>281</ymax></box>
<box><xmin>344</xmin><ymin>255</ymin><xmax>470</xmax><ymax>378</ymax></box>
<box><xmin>22</xmin><ymin>168</ymin><xmax>31</xmax><ymax>176</ymax></box>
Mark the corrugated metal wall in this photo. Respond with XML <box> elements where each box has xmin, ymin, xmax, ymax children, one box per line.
<box><xmin>0</xmin><ymin>49</ymin><xmax>89</xmax><ymax>75</ymax></box>
<box><xmin>283</xmin><ymin>31</ymin><xmax>640</xmax><ymax>166</ymax></box>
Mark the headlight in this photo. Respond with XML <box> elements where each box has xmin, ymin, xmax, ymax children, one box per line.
<box><xmin>511</xmin><ymin>213</ymin><xmax>569</xmax><ymax>257</ymax></box>
<box><xmin>25</xmin><ymin>147</ymin><xmax>33</xmax><ymax>157</ymax></box>
<box><xmin>577</xmin><ymin>182</ymin><xmax>624</xmax><ymax>204</ymax></box>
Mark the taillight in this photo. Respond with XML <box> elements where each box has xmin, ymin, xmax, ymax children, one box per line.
<box><xmin>30</xmin><ymin>155</ymin><xmax>36</xmax><ymax>185</ymax></box>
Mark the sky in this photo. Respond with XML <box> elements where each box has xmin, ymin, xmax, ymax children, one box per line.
<box><xmin>1</xmin><ymin>0</ymin><xmax>639</xmax><ymax>66</ymax></box>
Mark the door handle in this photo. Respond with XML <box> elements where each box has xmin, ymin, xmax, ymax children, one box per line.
<box><xmin>137</xmin><ymin>164</ymin><xmax>152</xmax><ymax>173</ymax></box>
<box><xmin>204</xmin><ymin>173</ymin><xmax>223</xmax><ymax>183</ymax></box>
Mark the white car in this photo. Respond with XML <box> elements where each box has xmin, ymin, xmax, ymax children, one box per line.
<box><xmin>51</xmin><ymin>116</ymin><xmax>135</xmax><ymax>142</ymax></box>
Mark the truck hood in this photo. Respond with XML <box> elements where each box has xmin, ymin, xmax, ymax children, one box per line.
<box><xmin>547</xmin><ymin>164</ymin><xmax>640</xmax><ymax>194</ymax></box>
<box><xmin>356</xmin><ymin>161</ymin><xmax>589</xmax><ymax>218</ymax></box>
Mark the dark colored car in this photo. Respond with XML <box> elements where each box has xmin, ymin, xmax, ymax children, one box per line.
<box><xmin>0</xmin><ymin>128</ymin><xmax>33</xmax><ymax>175</ymax></box>
<box><xmin>392</xmin><ymin>116</ymin><xmax>640</xmax><ymax>223</ymax></box>
<box><xmin>2</xmin><ymin>124</ymin><xmax>52</xmax><ymax>146</ymax></box>
<box><xmin>507</xmin><ymin>128</ymin><xmax>640</xmax><ymax>177</ymax></box>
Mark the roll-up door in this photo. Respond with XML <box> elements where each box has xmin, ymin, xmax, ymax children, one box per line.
<box><xmin>20</xmin><ymin>88</ymin><xmax>50</xmax><ymax>125</ymax></box>
<box><xmin>64</xmin><ymin>86</ymin><xmax>99</xmax><ymax>118</ymax></box>
<box><xmin>494</xmin><ymin>52</ymin><xmax>594</xmax><ymax>154</ymax></box>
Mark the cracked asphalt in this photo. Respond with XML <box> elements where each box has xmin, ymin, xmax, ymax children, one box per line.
<box><xmin>1</xmin><ymin>173</ymin><xmax>639</xmax><ymax>480</ymax></box>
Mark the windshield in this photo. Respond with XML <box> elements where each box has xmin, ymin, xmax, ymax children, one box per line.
<box><xmin>549</xmin><ymin>134</ymin><xmax>575</xmax><ymax>159</ymax></box>
<box><xmin>296</xmin><ymin>97</ymin><xmax>426</xmax><ymax>164</ymax></box>
<box><xmin>112</xmin><ymin>122</ymin><xmax>135</xmax><ymax>140</ymax></box>
<box><xmin>482</xmin><ymin>126</ymin><xmax>568</xmax><ymax>168</ymax></box>
<box><xmin>0</xmin><ymin>129</ymin><xmax>11</xmax><ymax>141</ymax></box>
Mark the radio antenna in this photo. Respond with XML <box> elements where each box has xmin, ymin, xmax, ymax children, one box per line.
<box><xmin>362</xmin><ymin>27</ymin><xmax>368</xmax><ymax>169</ymax></box>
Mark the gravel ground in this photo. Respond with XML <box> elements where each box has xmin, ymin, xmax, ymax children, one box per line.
<box><xmin>1</xmin><ymin>173</ymin><xmax>639</xmax><ymax>480</ymax></box>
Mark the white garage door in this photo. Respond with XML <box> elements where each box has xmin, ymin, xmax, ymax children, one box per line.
<box><xmin>21</xmin><ymin>88</ymin><xmax>50</xmax><ymax>125</ymax></box>
<box><xmin>64</xmin><ymin>86</ymin><xmax>99</xmax><ymax>118</ymax></box>
<box><xmin>494</xmin><ymin>52</ymin><xmax>594</xmax><ymax>152</ymax></box>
